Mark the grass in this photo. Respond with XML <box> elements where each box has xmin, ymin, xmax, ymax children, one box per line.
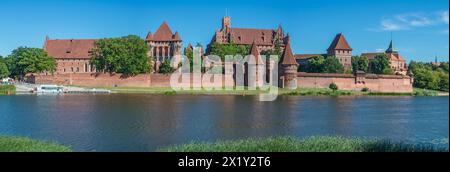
<box><xmin>0</xmin><ymin>85</ymin><xmax>15</xmax><ymax>95</ymax></box>
<box><xmin>413</xmin><ymin>88</ymin><xmax>440</xmax><ymax>96</ymax></box>
<box><xmin>75</xmin><ymin>86</ymin><xmax>446</xmax><ymax>97</ymax></box>
<box><xmin>0</xmin><ymin>136</ymin><xmax>71</xmax><ymax>152</ymax></box>
<box><xmin>159</xmin><ymin>136</ymin><xmax>448</xmax><ymax>152</ymax></box>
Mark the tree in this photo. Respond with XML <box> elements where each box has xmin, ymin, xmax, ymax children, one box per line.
<box><xmin>7</xmin><ymin>47</ymin><xmax>56</xmax><ymax>79</ymax></box>
<box><xmin>0</xmin><ymin>61</ymin><xmax>10</xmax><ymax>79</ymax></box>
<box><xmin>208</xmin><ymin>42</ymin><xmax>250</xmax><ymax>61</ymax></box>
<box><xmin>329</xmin><ymin>83</ymin><xmax>338</xmax><ymax>92</ymax></box>
<box><xmin>307</xmin><ymin>55</ymin><xmax>325</xmax><ymax>73</ymax></box>
<box><xmin>370</xmin><ymin>54</ymin><xmax>392</xmax><ymax>74</ymax></box>
<box><xmin>91</xmin><ymin>35</ymin><xmax>150</xmax><ymax>76</ymax></box>
<box><xmin>409</xmin><ymin>61</ymin><xmax>449</xmax><ymax>91</ymax></box>
<box><xmin>352</xmin><ymin>56</ymin><xmax>369</xmax><ymax>73</ymax></box>
<box><xmin>323</xmin><ymin>56</ymin><xmax>344</xmax><ymax>73</ymax></box>
<box><xmin>159</xmin><ymin>60</ymin><xmax>174</xmax><ymax>74</ymax></box>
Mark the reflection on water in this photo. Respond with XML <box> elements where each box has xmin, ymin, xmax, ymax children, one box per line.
<box><xmin>0</xmin><ymin>94</ymin><xmax>448</xmax><ymax>151</ymax></box>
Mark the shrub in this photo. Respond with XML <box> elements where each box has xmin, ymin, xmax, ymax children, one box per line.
<box><xmin>361</xmin><ymin>87</ymin><xmax>369</xmax><ymax>92</ymax></box>
<box><xmin>329</xmin><ymin>83</ymin><xmax>338</xmax><ymax>92</ymax></box>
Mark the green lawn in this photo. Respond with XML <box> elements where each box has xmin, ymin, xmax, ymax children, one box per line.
<box><xmin>0</xmin><ymin>136</ymin><xmax>71</xmax><ymax>152</ymax></box>
<box><xmin>159</xmin><ymin>136</ymin><xmax>448</xmax><ymax>152</ymax></box>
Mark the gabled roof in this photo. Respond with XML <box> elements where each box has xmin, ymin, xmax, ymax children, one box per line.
<box><xmin>327</xmin><ymin>33</ymin><xmax>352</xmax><ymax>51</ymax></box>
<box><xmin>249</xmin><ymin>42</ymin><xmax>264</xmax><ymax>65</ymax></box>
<box><xmin>280</xmin><ymin>39</ymin><xmax>299</xmax><ymax>65</ymax></box>
<box><xmin>44</xmin><ymin>39</ymin><xmax>96</xmax><ymax>59</ymax></box>
<box><xmin>148</xmin><ymin>22</ymin><xmax>181</xmax><ymax>41</ymax></box>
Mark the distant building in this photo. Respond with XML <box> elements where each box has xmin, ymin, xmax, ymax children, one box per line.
<box><xmin>146</xmin><ymin>22</ymin><xmax>182</xmax><ymax>72</ymax></box>
<box><xmin>295</xmin><ymin>33</ymin><xmax>353</xmax><ymax>71</ymax></box>
<box><xmin>206</xmin><ymin>16</ymin><xmax>288</xmax><ymax>54</ymax></box>
<box><xmin>43</xmin><ymin>37</ymin><xmax>96</xmax><ymax>74</ymax></box>
<box><xmin>361</xmin><ymin>40</ymin><xmax>408</xmax><ymax>75</ymax></box>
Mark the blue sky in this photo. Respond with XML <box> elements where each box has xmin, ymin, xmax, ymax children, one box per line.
<box><xmin>0</xmin><ymin>0</ymin><xmax>448</xmax><ymax>62</ymax></box>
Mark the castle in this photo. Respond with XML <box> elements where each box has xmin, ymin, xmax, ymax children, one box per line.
<box><xmin>37</xmin><ymin>16</ymin><xmax>412</xmax><ymax>92</ymax></box>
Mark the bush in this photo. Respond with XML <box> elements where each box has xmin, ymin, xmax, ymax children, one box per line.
<box><xmin>159</xmin><ymin>60</ymin><xmax>174</xmax><ymax>74</ymax></box>
<box><xmin>329</xmin><ymin>83</ymin><xmax>338</xmax><ymax>92</ymax></box>
<box><xmin>361</xmin><ymin>87</ymin><xmax>369</xmax><ymax>92</ymax></box>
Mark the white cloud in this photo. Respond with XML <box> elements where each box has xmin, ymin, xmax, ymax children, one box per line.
<box><xmin>375</xmin><ymin>48</ymin><xmax>385</xmax><ymax>52</ymax></box>
<box><xmin>373</xmin><ymin>11</ymin><xmax>449</xmax><ymax>32</ymax></box>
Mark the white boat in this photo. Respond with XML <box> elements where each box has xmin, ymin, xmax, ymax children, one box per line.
<box><xmin>36</xmin><ymin>85</ymin><xmax>64</xmax><ymax>94</ymax></box>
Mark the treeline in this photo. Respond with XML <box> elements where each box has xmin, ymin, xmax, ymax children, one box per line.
<box><xmin>409</xmin><ymin>61</ymin><xmax>448</xmax><ymax>92</ymax></box>
<box><xmin>299</xmin><ymin>54</ymin><xmax>393</xmax><ymax>75</ymax></box>
<box><xmin>0</xmin><ymin>48</ymin><xmax>56</xmax><ymax>80</ymax></box>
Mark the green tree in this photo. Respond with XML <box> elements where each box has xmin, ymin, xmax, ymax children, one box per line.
<box><xmin>329</xmin><ymin>83</ymin><xmax>338</xmax><ymax>92</ymax></box>
<box><xmin>370</xmin><ymin>54</ymin><xmax>392</xmax><ymax>74</ymax></box>
<box><xmin>323</xmin><ymin>56</ymin><xmax>344</xmax><ymax>73</ymax></box>
<box><xmin>0</xmin><ymin>61</ymin><xmax>10</xmax><ymax>79</ymax></box>
<box><xmin>159</xmin><ymin>60</ymin><xmax>174</xmax><ymax>74</ymax></box>
<box><xmin>209</xmin><ymin>42</ymin><xmax>250</xmax><ymax>61</ymax></box>
<box><xmin>307</xmin><ymin>55</ymin><xmax>325</xmax><ymax>73</ymax></box>
<box><xmin>352</xmin><ymin>56</ymin><xmax>369</xmax><ymax>73</ymax></box>
<box><xmin>91</xmin><ymin>35</ymin><xmax>150</xmax><ymax>76</ymax></box>
<box><xmin>7</xmin><ymin>47</ymin><xmax>56</xmax><ymax>78</ymax></box>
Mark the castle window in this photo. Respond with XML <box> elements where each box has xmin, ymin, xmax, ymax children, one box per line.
<box><xmin>238</xmin><ymin>36</ymin><xmax>242</xmax><ymax>41</ymax></box>
<box><xmin>261</xmin><ymin>37</ymin><xmax>265</xmax><ymax>42</ymax></box>
<box><xmin>76</xmin><ymin>67</ymin><xmax>79</xmax><ymax>72</ymax></box>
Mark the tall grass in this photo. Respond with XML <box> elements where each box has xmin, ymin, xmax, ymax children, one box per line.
<box><xmin>0</xmin><ymin>136</ymin><xmax>71</xmax><ymax>152</ymax></box>
<box><xmin>0</xmin><ymin>85</ymin><xmax>15</xmax><ymax>95</ymax></box>
<box><xmin>159</xmin><ymin>136</ymin><xmax>447</xmax><ymax>152</ymax></box>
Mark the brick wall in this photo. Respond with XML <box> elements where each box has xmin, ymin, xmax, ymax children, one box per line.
<box><xmin>297</xmin><ymin>72</ymin><xmax>413</xmax><ymax>93</ymax></box>
<box><xmin>29</xmin><ymin>72</ymin><xmax>413</xmax><ymax>93</ymax></box>
<box><xmin>30</xmin><ymin>73</ymin><xmax>235</xmax><ymax>88</ymax></box>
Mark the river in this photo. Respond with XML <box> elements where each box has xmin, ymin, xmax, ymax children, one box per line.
<box><xmin>0</xmin><ymin>94</ymin><xmax>448</xmax><ymax>151</ymax></box>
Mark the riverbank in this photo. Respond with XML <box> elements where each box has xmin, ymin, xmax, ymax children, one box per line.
<box><xmin>77</xmin><ymin>86</ymin><xmax>447</xmax><ymax>97</ymax></box>
<box><xmin>159</xmin><ymin>136</ymin><xmax>448</xmax><ymax>152</ymax></box>
<box><xmin>0</xmin><ymin>85</ymin><xmax>15</xmax><ymax>95</ymax></box>
<box><xmin>0</xmin><ymin>136</ymin><xmax>71</xmax><ymax>152</ymax></box>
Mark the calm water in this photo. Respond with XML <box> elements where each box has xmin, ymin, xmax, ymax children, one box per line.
<box><xmin>0</xmin><ymin>94</ymin><xmax>448</xmax><ymax>151</ymax></box>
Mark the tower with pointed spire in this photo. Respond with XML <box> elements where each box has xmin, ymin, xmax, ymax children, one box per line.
<box><xmin>245</xmin><ymin>42</ymin><xmax>265</xmax><ymax>87</ymax></box>
<box><xmin>279</xmin><ymin>36</ymin><xmax>299</xmax><ymax>89</ymax></box>
<box><xmin>146</xmin><ymin>21</ymin><xmax>182</xmax><ymax>72</ymax></box>
<box><xmin>385</xmin><ymin>40</ymin><xmax>398</xmax><ymax>54</ymax></box>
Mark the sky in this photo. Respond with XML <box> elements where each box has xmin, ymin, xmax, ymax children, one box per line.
<box><xmin>0</xmin><ymin>0</ymin><xmax>448</xmax><ymax>62</ymax></box>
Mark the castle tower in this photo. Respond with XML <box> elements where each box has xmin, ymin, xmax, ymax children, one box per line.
<box><xmin>222</xmin><ymin>16</ymin><xmax>231</xmax><ymax>33</ymax></box>
<box><xmin>327</xmin><ymin>33</ymin><xmax>353</xmax><ymax>70</ymax></box>
<box><xmin>279</xmin><ymin>37</ymin><xmax>299</xmax><ymax>89</ymax></box>
<box><xmin>246</xmin><ymin>42</ymin><xmax>265</xmax><ymax>88</ymax></box>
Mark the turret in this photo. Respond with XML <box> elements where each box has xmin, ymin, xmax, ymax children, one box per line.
<box><xmin>279</xmin><ymin>36</ymin><xmax>299</xmax><ymax>89</ymax></box>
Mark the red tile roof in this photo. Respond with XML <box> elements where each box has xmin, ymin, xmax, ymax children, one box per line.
<box><xmin>281</xmin><ymin>40</ymin><xmax>299</xmax><ymax>65</ymax></box>
<box><xmin>294</xmin><ymin>54</ymin><xmax>325</xmax><ymax>60</ymax></box>
<box><xmin>148</xmin><ymin>22</ymin><xmax>181</xmax><ymax>41</ymax></box>
<box><xmin>361</xmin><ymin>52</ymin><xmax>406</xmax><ymax>62</ymax></box>
<box><xmin>230</xmin><ymin>28</ymin><xmax>275</xmax><ymax>45</ymax></box>
<box><xmin>328</xmin><ymin>33</ymin><xmax>352</xmax><ymax>51</ymax></box>
<box><xmin>44</xmin><ymin>39</ymin><xmax>96</xmax><ymax>59</ymax></box>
